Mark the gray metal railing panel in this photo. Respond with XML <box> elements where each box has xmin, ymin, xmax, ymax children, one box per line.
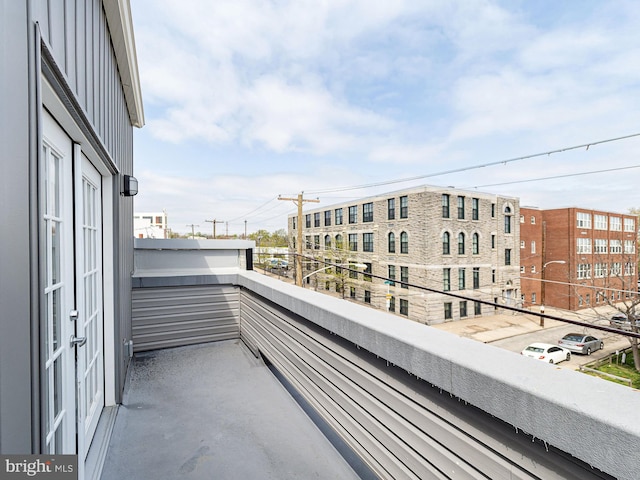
<box><xmin>240</xmin><ymin>289</ymin><xmax>614</xmax><ymax>480</ymax></box>
<box><xmin>132</xmin><ymin>285</ymin><xmax>240</xmax><ymax>352</ymax></box>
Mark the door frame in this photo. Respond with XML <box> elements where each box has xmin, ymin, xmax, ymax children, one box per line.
<box><xmin>41</xmin><ymin>78</ymin><xmax>118</xmax><ymax>462</ymax></box>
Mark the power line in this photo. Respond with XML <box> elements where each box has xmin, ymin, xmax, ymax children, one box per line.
<box><xmin>226</xmin><ymin>196</ymin><xmax>279</xmax><ymax>223</ymax></box>
<box><xmin>468</xmin><ymin>165</ymin><xmax>640</xmax><ymax>189</ymax></box>
<box><xmin>304</xmin><ymin>132</ymin><xmax>640</xmax><ymax>195</ymax></box>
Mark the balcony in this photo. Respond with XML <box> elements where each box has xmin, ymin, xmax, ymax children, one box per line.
<box><xmin>101</xmin><ymin>239</ymin><xmax>639</xmax><ymax>480</ymax></box>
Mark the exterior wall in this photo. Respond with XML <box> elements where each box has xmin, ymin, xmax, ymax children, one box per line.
<box><xmin>0</xmin><ymin>0</ymin><xmax>141</xmax><ymax>454</ymax></box>
<box><xmin>0</xmin><ymin>0</ymin><xmax>35</xmax><ymax>454</ymax></box>
<box><xmin>519</xmin><ymin>207</ymin><xmax>543</xmax><ymax>308</ymax></box>
<box><xmin>520</xmin><ymin>207</ymin><xmax>638</xmax><ymax>311</ymax></box>
<box><xmin>289</xmin><ymin>186</ymin><xmax>521</xmax><ymax>324</ymax></box>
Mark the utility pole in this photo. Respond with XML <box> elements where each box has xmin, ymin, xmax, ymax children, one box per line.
<box><xmin>205</xmin><ymin>219</ymin><xmax>222</xmax><ymax>239</ymax></box>
<box><xmin>279</xmin><ymin>192</ymin><xmax>320</xmax><ymax>287</ymax></box>
<box><xmin>186</xmin><ymin>224</ymin><xmax>199</xmax><ymax>239</ymax></box>
<box><xmin>244</xmin><ymin>220</ymin><xmax>247</xmax><ymax>239</ymax></box>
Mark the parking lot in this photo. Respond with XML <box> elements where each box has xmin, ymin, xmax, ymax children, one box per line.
<box><xmin>431</xmin><ymin>307</ymin><xmax>632</xmax><ymax>370</ymax></box>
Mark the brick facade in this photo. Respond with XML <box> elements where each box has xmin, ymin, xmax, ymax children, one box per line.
<box><xmin>520</xmin><ymin>207</ymin><xmax>638</xmax><ymax>311</ymax></box>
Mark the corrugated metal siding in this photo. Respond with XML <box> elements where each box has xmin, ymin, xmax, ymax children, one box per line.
<box><xmin>132</xmin><ymin>286</ymin><xmax>241</xmax><ymax>352</ymax></box>
<box><xmin>240</xmin><ymin>289</ymin><xmax>612</xmax><ymax>480</ymax></box>
<box><xmin>34</xmin><ymin>0</ymin><xmax>134</xmax><ymax>167</ymax></box>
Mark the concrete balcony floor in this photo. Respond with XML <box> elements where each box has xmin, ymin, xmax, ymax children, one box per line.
<box><xmin>100</xmin><ymin>341</ymin><xmax>364</xmax><ymax>480</ymax></box>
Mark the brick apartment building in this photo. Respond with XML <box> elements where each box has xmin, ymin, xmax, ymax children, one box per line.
<box><xmin>288</xmin><ymin>185</ymin><xmax>521</xmax><ymax>324</ymax></box>
<box><xmin>520</xmin><ymin>207</ymin><xmax>638</xmax><ymax>311</ymax></box>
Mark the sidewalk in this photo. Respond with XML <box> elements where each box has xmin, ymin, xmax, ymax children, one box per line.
<box><xmin>431</xmin><ymin>311</ymin><xmax>565</xmax><ymax>343</ymax></box>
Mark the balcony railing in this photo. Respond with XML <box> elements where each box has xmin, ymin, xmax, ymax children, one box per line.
<box><xmin>106</xmin><ymin>239</ymin><xmax>640</xmax><ymax>480</ymax></box>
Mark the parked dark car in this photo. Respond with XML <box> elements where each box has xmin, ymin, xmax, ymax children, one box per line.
<box><xmin>609</xmin><ymin>313</ymin><xmax>640</xmax><ymax>331</ymax></box>
<box><xmin>558</xmin><ymin>333</ymin><xmax>603</xmax><ymax>355</ymax></box>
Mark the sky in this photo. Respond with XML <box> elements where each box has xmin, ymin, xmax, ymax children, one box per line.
<box><xmin>129</xmin><ymin>0</ymin><xmax>640</xmax><ymax>236</ymax></box>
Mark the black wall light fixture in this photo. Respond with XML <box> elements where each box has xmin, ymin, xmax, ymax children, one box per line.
<box><xmin>122</xmin><ymin>174</ymin><xmax>138</xmax><ymax>196</ymax></box>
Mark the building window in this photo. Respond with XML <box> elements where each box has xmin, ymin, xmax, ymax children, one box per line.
<box><xmin>400</xmin><ymin>232</ymin><xmax>408</xmax><ymax>254</ymax></box>
<box><xmin>505</xmin><ymin>249</ymin><xmax>511</xmax><ymax>266</ymax></box>
<box><xmin>595</xmin><ymin>238</ymin><xmax>607</xmax><ymax>254</ymax></box>
<box><xmin>350</xmin><ymin>287</ymin><xmax>356</xmax><ymax>298</ymax></box>
<box><xmin>625</xmin><ymin>262</ymin><xmax>635</xmax><ymax>276</ymax></box>
<box><xmin>492</xmin><ymin>268</ymin><xmax>496</xmax><ymax>283</ymax></box>
<box><xmin>594</xmin><ymin>263</ymin><xmax>607</xmax><ymax>278</ymax></box>
<box><xmin>610</xmin><ymin>262</ymin><xmax>621</xmax><ymax>276</ymax></box>
<box><xmin>388</xmin><ymin>232</ymin><xmax>396</xmax><ymax>253</ymax></box>
<box><xmin>458</xmin><ymin>268</ymin><xmax>466</xmax><ymax>290</ymax></box>
<box><xmin>624</xmin><ymin>240</ymin><xmax>635</xmax><ymax>254</ymax></box>
<box><xmin>472</xmin><ymin>198</ymin><xmax>479</xmax><ymax>220</ymax></box>
<box><xmin>474</xmin><ymin>301</ymin><xmax>482</xmax><ymax>315</ymax></box>
<box><xmin>364</xmin><ymin>290</ymin><xmax>371</xmax><ymax>303</ymax></box>
<box><xmin>387</xmin><ymin>198</ymin><xmax>395</xmax><ymax>220</ymax></box>
<box><xmin>389</xmin><ymin>296</ymin><xmax>396</xmax><ymax>312</ymax></box>
<box><xmin>520</xmin><ymin>215</ymin><xmax>524</xmax><ymax>224</ymax></box>
<box><xmin>348</xmin><ymin>233</ymin><xmax>357</xmax><ymax>251</ymax></box>
<box><xmin>520</xmin><ymin>240</ymin><xmax>525</xmax><ymax>249</ymax></box>
<box><xmin>577</xmin><ymin>238</ymin><xmax>591</xmax><ymax>254</ymax></box>
<box><xmin>400</xmin><ymin>299</ymin><xmax>409</xmax><ymax>316</ymax></box>
<box><xmin>610</xmin><ymin>239</ymin><xmax>622</xmax><ymax>253</ymax></box>
<box><xmin>401</xmin><ymin>266</ymin><xmax>409</xmax><ymax>289</ymax></box>
<box><xmin>335</xmin><ymin>208</ymin><xmax>343</xmax><ymax>225</ymax></box>
<box><xmin>531</xmin><ymin>292</ymin><xmax>536</xmax><ymax>304</ymax></box>
<box><xmin>363</xmin><ymin>202</ymin><xmax>374</xmax><ymax>223</ymax></box>
<box><xmin>444</xmin><ymin>302</ymin><xmax>452</xmax><ymax>320</ymax></box>
<box><xmin>324</xmin><ymin>210</ymin><xmax>331</xmax><ymax>226</ymax></box>
<box><xmin>491</xmin><ymin>203</ymin><xmax>496</xmax><ymax>218</ymax></box>
<box><xmin>531</xmin><ymin>240</ymin><xmax>536</xmax><ymax>254</ymax></box>
<box><xmin>292</xmin><ymin>217</ymin><xmax>297</xmax><ymax>230</ymax></box>
<box><xmin>459</xmin><ymin>301</ymin><xmax>468</xmax><ymax>318</ymax></box>
<box><xmin>473</xmin><ymin>267</ymin><xmax>480</xmax><ymax>289</ymax></box>
<box><xmin>594</xmin><ymin>214</ymin><xmax>607</xmax><ymax>230</ymax></box>
<box><xmin>325</xmin><ymin>281</ymin><xmax>331</xmax><ymax>291</ymax></box>
<box><xmin>458</xmin><ymin>232</ymin><xmax>465</xmax><ymax>255</ymax></box>
<box><xmin>457</xmin><ymin>196</ymin><xmax>465</xmax><ymax>219</ymax></box>
<box><xmin>624</xmin><ymin>217</ymin><xmax>635</xmax><ymax>232</ymax></box>
<box><xmin>531</xmin><ymin>216</ymin><xmax>536</xmax><ymax>224</ymax></box>
<box><xmin>472</xmin><ymin>233</ymin><xmax>479</xmax><ymax>255</ymax></box>
<box><xmin>314</xmin><ymin>212</ymin><xmax>320</xmax><ymax>227</ymax></box>
<box><xmin>363</xmin><ymin>263</ymin><xmax>372</xmax><ymax>282</ymax></box>
<box><xmin>442</xmin><ymin>232</ymin><xmax>450</xmax><ymax>255</ymax></box>
<box><xmin>400</xmin><ymin>196</ymin><xmax>408</xmax><ymax>218</ymax></box>
<box><xmin>305</xmin><ymin>214</ymin><xmax>311</xmax><ymax>228</ymax></box>
<box><xmin>577</xmin><ymin>263</ymin><xmax>591</xmax><ymax>279</ymax></box>
<box><xmin>491</xmin><ymin>234</ymin><xmax>496</xmax><ymax>249</ymax></box>
<box><xmin>335</xmin><ymin>234</ymin><xmax>343</xmax><ymax>250</ymax></box>
<box><xmin>363</xmin><ymin>233</ymin><xmax>374</xmax><ymax>252</ymax></box>
<box><xmin>324</xmin><ymin>235</ymin><xmax>331</xmax><ymax>249</ymax></box>
<box><xmin>577</xmin><ymin>212</ymin><xmax>592</xmax><ymax>229</ymax></box>
<box><xmin>305</xmin><ymin>235</ymin><xmax>312</xmax><ymax>249</ymax></box>
<box><xmin>610</xmin><ymin>216</ymin><xmax>621</xmax><ymax>231</ymax></box>
<box><xmin>520</xmin><ymin>266</ymin><xmax>525</xmax><ymax>273</ymax></box>
<box><xmin>348</xmin><ymin>205</ymin><xmax>357</xmax><ymax>224</ymax></box>
<box><xmin>442</xmin><ymin>194</ymin><xmax>450</xmax><ymax>218</ymax></box>
<box><xmin>349</xmin><ymin>266</ymin><xmax>358</xmax><ymax>279</ymax></box>
<box><xmin>314</xmin><ymin>235</ymin><xmax>320</xmax><ymax>250</ymax></box>
<box><xmin>504</xmin><ymin>206</ymin><xmax>512</xmax><ymax>234</ymax></box>
<box><xmin>531</xmin><ymin>265</ymin><xmax>536</xmax><ymax>273</ymax></box>
<box><xmin>443</xmin><ymin>268</ymin><xmax>451</xmax><ymax>291</ymax></box>
<box><xmin>388</xmin><ymin>265</ymin><xmax>396</xmax><ymax>285</ymax></box>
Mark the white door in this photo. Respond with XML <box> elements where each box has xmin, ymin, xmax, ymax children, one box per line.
<box><xmin>75</xmin><ymin>151</ymin><xmax>105</xmax><ymax>462</ymax></box>
<box><xmin>42</xmin><ymin>112</ymin><xmax>105</xmax><ymax>464</ymax></box>
<box><xmin>42</xmin><ymin>112</ymin><xmax>76</xmax><ymax>454</ymax></box>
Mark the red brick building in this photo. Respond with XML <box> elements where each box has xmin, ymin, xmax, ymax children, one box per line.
<box><xmin>520</xmin><ymin>207</ymin><xmax>638</xmax><ymax>311</ymax></box>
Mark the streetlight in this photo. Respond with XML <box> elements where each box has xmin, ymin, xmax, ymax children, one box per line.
<box><xmin>540</xmin><ymin>260</ymin><xmax>566</xmax><ymax>327</ymax></box>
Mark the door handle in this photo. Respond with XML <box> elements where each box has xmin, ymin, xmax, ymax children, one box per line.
<box><xmin>70</xmin><ymin>335</ymin><xmax>87</xmax><ymax>348</ymax></box>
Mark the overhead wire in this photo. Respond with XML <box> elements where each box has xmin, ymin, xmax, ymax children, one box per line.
<box><xmin>304</xmin><ymin>132</ymin><xmax>640</xmax><ymax>195</ymax></box>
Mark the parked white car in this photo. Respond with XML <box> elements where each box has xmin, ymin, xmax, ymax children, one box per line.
<box><xmin>521</xmin><ymin>343</ymin><xmax>571</xmax><ymax>364</ymax></box>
